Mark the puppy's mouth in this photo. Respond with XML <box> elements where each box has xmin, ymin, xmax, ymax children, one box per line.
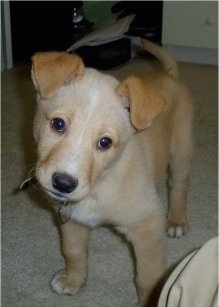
<box><xmin>46</xmin><ymin>189</ymin><xmax>70</xmax><ymax>206</ymax></box>
<box><xmin>45</xmin><ymin>189</ymin><xmax>71</xmax><ymax>223</ymax></box>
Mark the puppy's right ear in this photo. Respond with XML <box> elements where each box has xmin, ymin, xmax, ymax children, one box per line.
<box><xmin>31</xmin><ymin>52</ymin><xmax>85</xmax><ymax>99</ymax></box>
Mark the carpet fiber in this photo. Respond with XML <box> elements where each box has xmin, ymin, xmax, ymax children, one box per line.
<box><xmin>2</xmin><ymin>58</ymin><xmax>218</xmax><ymax>307</ymax></box>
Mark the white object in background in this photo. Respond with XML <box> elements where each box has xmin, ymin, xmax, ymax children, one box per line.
<box><xmin>1</xmin><ymin>1</ymin><xmax>13</xmax><ymax>70</ymax></box>
<box><xmin>67</xmin><ymin>14</ymin><xmax>135</xmax><ymax>52</ymax></box>
<box><xmin>162</xmin><ymin>1</ymin><xmax>218</xmax><ymax>65</ymax></box>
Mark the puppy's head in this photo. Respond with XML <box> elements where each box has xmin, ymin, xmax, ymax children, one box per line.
<box><xmin>31</xmin><ymin>52</ymin><xmax>165</xmax><ymax>203</ymax></box>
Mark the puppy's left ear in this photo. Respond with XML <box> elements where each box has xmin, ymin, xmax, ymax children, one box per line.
<box><xmin>31</xmin><ymin>52</ymin><xmax>85</xmax><ymax>99</ymax></box>
<box><xmin>116</xmin><ymin>76</ymin><xmax>166</xmax><ymax>130</ymax></box>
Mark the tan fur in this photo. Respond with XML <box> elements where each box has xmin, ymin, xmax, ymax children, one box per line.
<box><xmin>31</xmin><ymin>52</ymin><xmax>84</xmax><ymax>99</ymax></box>
<box><xmin>116</xmin><ymin>76</ymin><xmax>166</xmax><ymax>130</ymax></box>
<box><xmin>31</xmin><ymin>39</ymin><xmax>193</xmax><ymax>307</ymax></box>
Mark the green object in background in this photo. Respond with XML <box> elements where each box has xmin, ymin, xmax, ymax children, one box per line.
<box><xmin>83</xmin><ymin>1</ymin><xmax>117</xmax><ymax>28</ymax></box>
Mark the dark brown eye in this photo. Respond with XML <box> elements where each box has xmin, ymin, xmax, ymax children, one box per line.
<box><xmin>50</xmin><ymin>118</ymin><xmax>65</xmax><ymax>133</ymax></box>
<box><xmin>97</xmin><ymin>137</ymin><xmax>112</xmax><ymax>150</ymax></box>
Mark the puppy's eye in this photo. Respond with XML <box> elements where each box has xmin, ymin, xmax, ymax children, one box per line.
<box><xmin>50</xmin><ymin>118</ymin><xmax>66</xmax><ymax>133</ymax></box>
<box><xmin>97</xmin><ymin>137</ymin><xmax>112</xmax><ymax>151</ymax></box>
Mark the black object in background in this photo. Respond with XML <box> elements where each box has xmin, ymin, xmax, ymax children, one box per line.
<box><xmin>74</xmin><ymin>1</ymin><xmax>163</xmax><ymax>70</ymax></box>
<box><xmin>10</xmin><ymin>1</ymin><xmax>163</xmax><ymax>68</ymax></box>
<box><xmin>75</xmin><ymin>38</ymin><xmax>131</xmax><ymax>70</ymax></box>
<box><xmin>10</xmin><ymin>1</ymin><xmax>92</xmax><ymax>65</ymax></box>
<box><xmin>112</xmin><ymin>1</ymin><xmax>163</xmax><ymax>42</ymax></box>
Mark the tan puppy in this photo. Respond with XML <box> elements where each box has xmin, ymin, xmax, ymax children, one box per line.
<box><xmin>31</xmin><ymin>39</ymin><xmax>193</xmax><ymax>307</ymax></box>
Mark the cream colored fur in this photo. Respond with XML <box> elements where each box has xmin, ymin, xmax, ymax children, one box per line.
<box><xmin>31</xmin><ymin>39</ymin><xmax>193</xmax><ymax>307</ymax></box>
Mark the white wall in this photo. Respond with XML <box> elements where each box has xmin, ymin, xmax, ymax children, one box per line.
<box><xmin>1</xmin><ymin>1</ymin><xmax>13</xmax><ymax>70</ymax></box>
<box><xmin>162</xmin><ymin>1</ymin><xmax>218</xmax><ymax>65</ymax></box>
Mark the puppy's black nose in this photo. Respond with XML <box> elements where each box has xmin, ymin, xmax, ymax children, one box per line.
<box><xmin>52</xmin><ymin>172</ymin><xmax>78</xmax><ymax>194</ymax></box>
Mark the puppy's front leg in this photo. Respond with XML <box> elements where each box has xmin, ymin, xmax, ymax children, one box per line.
<box><xmin>52</xmin><ymin>221</ymin><xmax>90</xmax><ymax>295</ymax></box>
<box><xmin>124</xmin><ymin>218</ymin><xmax>166</xmax><ymax>307</ymax></box>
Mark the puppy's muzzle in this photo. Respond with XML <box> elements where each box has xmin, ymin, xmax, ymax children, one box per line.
<box><xmin>52</xmin><ymin>172</ymin><xmax>78</xmax><ymax>194</ymax></box>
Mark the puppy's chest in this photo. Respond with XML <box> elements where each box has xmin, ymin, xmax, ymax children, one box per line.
<box><xmin>64</xmin><ymin>177</ymin><xmax>121</xmax><ymax>227</ymax></box>
<box><xmin>61</xmin><ymin>200</ymin><xmax>105</xmax><ymax>228</ymax></box>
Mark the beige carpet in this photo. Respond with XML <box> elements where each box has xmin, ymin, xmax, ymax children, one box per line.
<box><xmin>2</xmin><ymin>58</ymin><xmax>218</xmax><ymax>307</ymax></box>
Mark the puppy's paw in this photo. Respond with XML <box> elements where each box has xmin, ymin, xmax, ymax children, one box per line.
<box><xmin>167</xmin><ymin>225</ymin><xmax>184</xmax><ymax>238</ymax></box>
<box><xmin>167</xmin><ymin>222</ymin><xmax>187</xmax><ymax>239</ymax></box>
<box><xmin>51</xmin><ymin>269</ymin><xmax>86</xmax><ymax>295</ymax></box>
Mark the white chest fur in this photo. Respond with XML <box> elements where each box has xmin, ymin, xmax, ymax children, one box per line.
<box><xmin>60</xmin><ymin>198</ymin><xmax>104</xmax><ymax>228</ymax></box>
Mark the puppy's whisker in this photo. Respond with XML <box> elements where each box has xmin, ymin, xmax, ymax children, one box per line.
<box><xmin>19</xmin><ymin>166</ymin><xmax>38</xmax><ymax>191</ymax></box>
<box><xmin>28</xmin><ymin>166</ymin><xmax>37</xmax><ymax>177</ymax></box>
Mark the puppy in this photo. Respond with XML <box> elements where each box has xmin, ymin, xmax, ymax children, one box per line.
<box><xmin>30</xmin><ymin>39</ymin><xmax>193</xmax><ymax>307</ymax></box>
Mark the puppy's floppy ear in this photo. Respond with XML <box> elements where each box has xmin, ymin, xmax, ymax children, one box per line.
<box><xmin>31</xmin><ymin>52</ymin><xmax>85</xmax><ymax>99</ymax></box>
<box><xmin>116</xmin><ymin>76</ymin><xmax>166</xmax><ymax>130</ymax></box>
